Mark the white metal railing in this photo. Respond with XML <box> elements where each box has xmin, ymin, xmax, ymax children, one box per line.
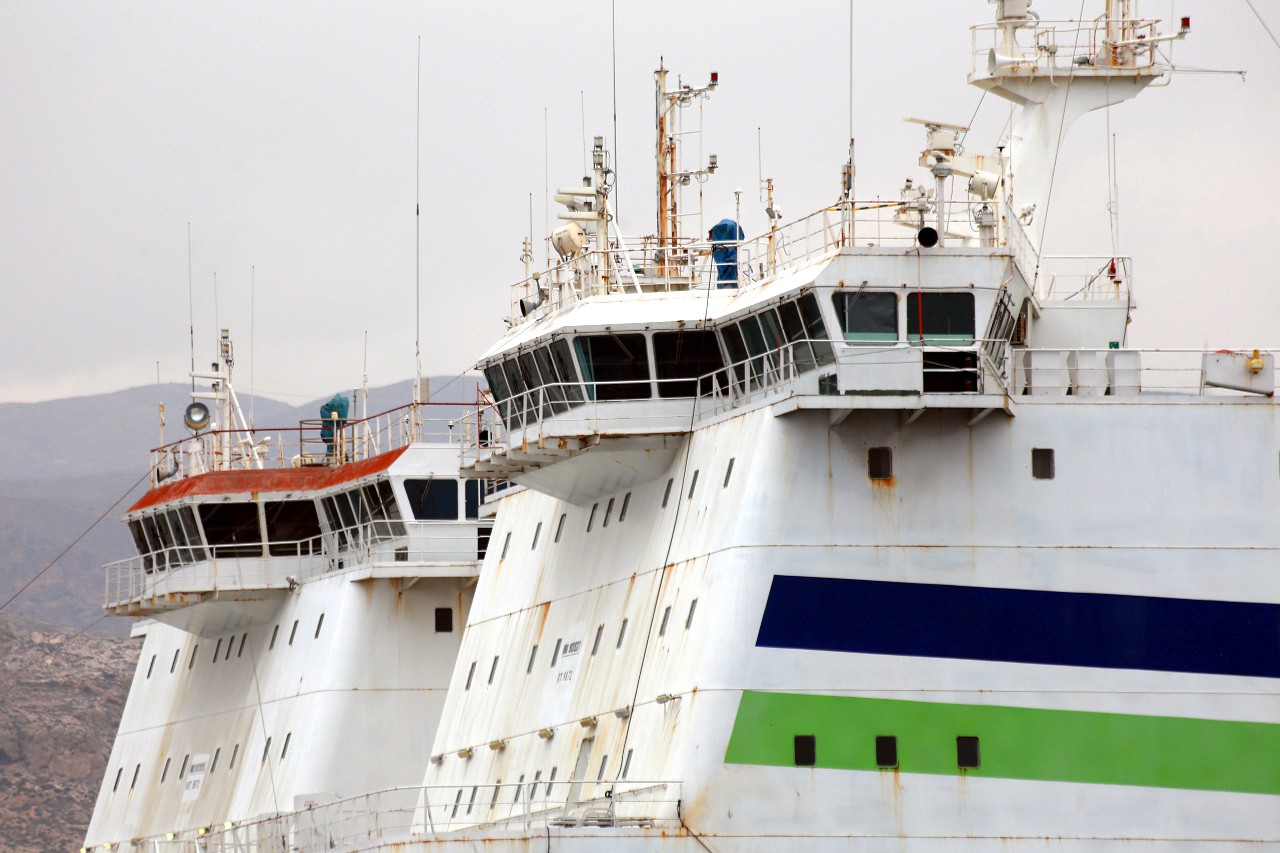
<box><xmin>970</xmin><ymin>16</ymin><xmax>1168</xmax><ymax>80</ymax></box>
<box><xmin>463</xmin><ymin>340</ymin><xmax>1280</xmax><ymax>468</ymax></box>
<box><xmin>104</xmin><ymin>521</ymin><xmax>489</xmax><ymax>609</ymax></box>
<box><xmin>1036</xmin><ymin>255</ymin><xmax>1133</xmax><ymax>301</ymax></box>
<box><xmin>508</xmin><ymin>201</ymin><xmax>1021</xmax><ymax>326</ymax></box>
<box><xmin>461</xmin><ymin>337</ymin><xmax>1019</xmax><ymax>464</ymax></box>
<box><xmin>93</xmin><ymin>780</ymin><xmax>682</xmax><ymax>852</ymax></box>
<box><xmin>1016</xmin><ymin>348</ymin><xmax>1279</xmax><ymax>397</ymax></box>
<box><xmin>149</xmin><ymin>406</ymin><xmax>480</xmax><ymax>488</ymax></box>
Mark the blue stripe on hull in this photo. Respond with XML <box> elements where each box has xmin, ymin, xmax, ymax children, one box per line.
<box><xmin>756</xmin><ymin>576</ymin><xmax>1280</xmax><ymax>679</ymax></box>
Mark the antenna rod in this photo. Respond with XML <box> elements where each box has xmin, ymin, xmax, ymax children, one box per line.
<box><xmin>415</xmin><ymin>35</ymin><xmax>423</xmax><ymax>400</ymax></box>
<box><xmin>250</xmin><ymin>264</ymin><xmax>255</xmax><ymax>430</ymax></box>
<box><xmin>187</xmin><ymin>223</ymin><xmax>194</xmax><ymax>392</ymax></box>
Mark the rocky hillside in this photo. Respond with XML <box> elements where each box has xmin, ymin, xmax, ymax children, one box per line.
<box><xmin>0</xmin><ymin>615</ymin><xmax>138</xmax><ymax>852</ymax></box>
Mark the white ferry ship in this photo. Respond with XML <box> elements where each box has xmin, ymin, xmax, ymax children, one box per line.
<box><xmin>84</xmin><ymin>2</ymin><xmax>1278</xmax><ymax>850</ymax></box>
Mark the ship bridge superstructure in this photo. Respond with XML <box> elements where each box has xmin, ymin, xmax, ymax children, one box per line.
<box><xmin>460</xmin><ymin>3</ymin><xmax>1272</xmax><ymax>506</ymax></box>
<box><xmin>104</xmin><ymin>400</ymin><xmax>498</xmax><ymax>628</ymax></box>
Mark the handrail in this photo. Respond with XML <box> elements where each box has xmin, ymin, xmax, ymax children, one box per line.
<box><xmin>104</xmin><ymin>518</ymin><xmax>490</xmax><ymax>609</ymax></box>
<box><xmin>147</xmin><ymin>404</ymin><xmax>483</xmax><ymax>488</ymax></box>
<box><xmin>100</xmin><ymin>779</ymin><xmax>683</xmax><ymax>852</ymax></box>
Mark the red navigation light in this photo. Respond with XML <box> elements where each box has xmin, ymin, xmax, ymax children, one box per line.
<box><xmin>710</xmin><ymin>71</ymin><xmax>719</xmax><ymax>84</ymax></box>
<box><xmin>1181</xmin><ymin>16</ymin><xmax>1191</xmax><ymax>32</ymax></box>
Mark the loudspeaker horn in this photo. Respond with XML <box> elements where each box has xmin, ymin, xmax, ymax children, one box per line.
<box><xmin>988</xmin><ymin>49</ymin><xmax>1023</xmax><ymax>75</ymax></box>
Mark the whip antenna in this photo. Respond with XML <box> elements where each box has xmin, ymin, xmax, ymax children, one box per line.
<box><xmin>414</xmin><ymin>35</ymin><xmax>423</xmax><ymax>403</ymax></box>
<box><xmin>187</xmin><ymin>223</ymin><xmax>195</xmax><ymax>392</ymax></box>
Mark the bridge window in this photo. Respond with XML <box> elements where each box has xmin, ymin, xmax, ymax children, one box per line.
<box><xmin>128</xmin><ymin>520</ymin><xmax>153</xmax><ymax>572</ymax></box>
<box><xmin>719</xmin><ymin>322</ymin><xmax>750</xmax><ymax>390</ymax></box>
<box><xmin>264</xmin><ymin>501</ymin><xmax>323</xmax><ymax>556</ymax></box>
<box><xmin>797</xmin><ymin>294</ymin><xmax>834</xmax><ymax>364</ymax></box>
<box><xmin>501</xmin><ymin>359</ymin><xmax>531</xmax><ymax>428</ymax></box>
<box><xmin>198</xmin><ymin>502</ymin><xmax>263</xmax><ymax>557</ymax></box>
<box><xmin>653</xmin><ymin>330</ymin><xmax>726</xmax><ymax>398</ymax></box>
<box><xmin>833</xmin><ymin>291</ymin><xmax>898</xmax><ymax>343</ymax></box>
<box><xmin>575</xmin><ymin>333</ymin><xmax>651</xmax><ymax>401</ymax></box>
<box><xmin>737</xmin><ymin>315</ymin><xmax>770</xmax><ymax>387</ymax></box>
<box><xmin>364</xmin><ymin>481</ymin><xmax>407</xmax><ymax>539</ymax></box>
<box><xmin>548</xmin><ymin>338</ymin><xmax>585</xmax><ymax>405</ymax></box>
<box><xmin>404</xmin><ymin>478</ymin><xmax>459</xmax><ymax>521</ymax></box>
<box><xmin>175</xmin><ymin>506</ymin><xmax>205</xmax><ymax>562</ymax></box>
<box><xmin>907</xmin><ymin>291</ymin><xmax>975</xmax><ymax>345</ymax></box>
<box><xmin>776</xmin><ymin>300</ymin><xmax>816</xmax><ymax>371</ymax></box>
<box><xmin>464</xmin><ymin>480</ymin><xmax>483</xmax><ymax>520</ymax></box>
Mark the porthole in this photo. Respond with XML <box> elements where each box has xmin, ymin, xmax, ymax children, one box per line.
<box><xmin>1032</xmin><ymin>448</ymin><xmax>1055</xmax><ymax>480</ymax></box>
<box><xmin>794</xmin><ymin>735</ymin><xmax>816</xmax><ymax>767</ymax></box>
<box><xmin>868</xmin><ymin>447</ymin><xmax>893</xmax><ymax>480</ymax></box>
<box><xmin>875</xmin><ymin>735</ymin><xmax>898</xmax><ymax>769</ymax></box>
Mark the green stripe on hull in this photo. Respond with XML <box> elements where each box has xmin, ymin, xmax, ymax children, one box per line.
<box><xmin>725</xmin><ymin>691</ymin><xmax>1280</xmax><ymax>795</ymax></box>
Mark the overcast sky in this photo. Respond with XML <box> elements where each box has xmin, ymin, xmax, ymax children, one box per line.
<box><xmin>2</xmin><ymin>1</ymin><xmax>1277</xmax><ymax>405</ymax></box>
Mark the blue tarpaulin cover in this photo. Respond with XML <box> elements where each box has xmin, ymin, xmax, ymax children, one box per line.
<box><xmin>709</xmin><ymin>218</ymin><xmax>744</xmax><ymax>288</ymax></box>
<box><xmin>319</xmin><ymin>393</ymin><xmax>350</xmax><ymax>447</ymax></box>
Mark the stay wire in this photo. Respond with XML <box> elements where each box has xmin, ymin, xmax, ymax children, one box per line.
<box><xmin>0</xmin><ymin>466</ymin><xmax>153</xmax><ymax>616</ymax></box>
<box><xmin>610</xmin><ymin>268</ymin><xmax>719</xmax><ymax>787</ymax></box>
<box><xmin>1244</xmin><ymin>0</ymin><xmax>1280</xmax><ymax>53</ymax></box>
<box><xmin>1032</xmin><ymin>0</ymin><xmax>1089</xmax><ymax>289</ymax></box>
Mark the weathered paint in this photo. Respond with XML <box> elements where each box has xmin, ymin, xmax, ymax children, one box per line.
<box><xmin>129</xmin><ymin>446</ymin><xmax>408</xmax><ymax>511</ymax></box>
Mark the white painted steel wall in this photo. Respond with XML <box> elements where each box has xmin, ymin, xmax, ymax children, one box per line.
<box><xmin>415</xmin><ymin>396</ymin><xmax>1280</xmax><ymax>849</ymax></box>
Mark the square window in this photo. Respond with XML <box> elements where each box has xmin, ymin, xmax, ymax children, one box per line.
<box><xmin>587</xmin><ymin>503</ymin><xmax>598</xmax><ymax>532</ymax></box>
<box><xmin>554</xmin><ymin>513</ymin><xmax>566</xmax><ymax>543</ymax></box>
<box><xmin>868</xmin><ymin>447</ymin><xmax>893</xmax><ymax>480</ymax></box>
<box><xmin>603</xmin><ymin>498</ymin><xmax>614</xmax><ymax>527</ymax></box>
<box><xmin>616</xmin><ymin>619</ymin><xmax>629</xmax><ymax>648</ymax></box>
<box><xmin>465</xmin><ymin>661</ymin><xmax>476</xmax><ymax>690</ymax></box>
<box><xmin>501</xmin><ymin>531</ymin><xmax>512</xmax><ymax>558</ymax></box>
<box><xmin>526</xmin><ymin>644</ymin><xmax>538</xmax><ymax>673</ymax></box>
<box><xmin>875</xmin><ymin>735</ymin><xmax>898</xmax><ymax>768</ymax></box>
<box><xmin>662</xmin><ymin>478</ymin><xmax>674</xmax><ymax>508</ymax></box>
<box><xmin>723</xmin><ymin>458</ymin><xmax>735</xmax><ymax>488</ymax></box>
<box><xmin>794</xmin><ymin>734</ymin><xmax>817</xmax><ymax>767</ymax></box>
<box><xmin>435</xmin><ymin>608</ymin><xmax>454</xmax><ymax>633</ymax></box>
<box><xmin>659</xmin><ymin>606</ymin><xmax>671</xmax><ymax>636</ymax></box>
<box><xmin>591</xmin><ymin>625</ymin><xmax>604</xmax><ymax>655</ymax></box>
<box><xmin>688</xmin><ymin>470</ymin><xmax>699</xmax><ymax>498</ymax></box>
<box><xmin>619</xmin><ymin>493</ymin><xmax>631</xmax><ymax>521</ymax></box>
<box><xmin>957</xmin><ymin>735</ymin><xmax>980</xmax><ymax>769</ymax></box>
<box><xmin>1032</xmin><ymin>448</ymin><xmax>1055</xmax><ymax>480</ymax></box>
<box><xmin>531</xmin><ymin>521</ymin><xmax>542</xmax><ymax>549</ymax></box>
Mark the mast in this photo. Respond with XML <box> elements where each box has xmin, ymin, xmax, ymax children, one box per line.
<box><xmin>655</xmin><ymin>64</ymin><xmax>674</xmax><ymax>265</ymax></box>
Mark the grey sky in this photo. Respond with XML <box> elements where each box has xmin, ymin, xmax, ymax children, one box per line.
<box><xmin>2</xmin><ymin>1</ymin><xmax>1276</xmax><ymax>404</ymax></box>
